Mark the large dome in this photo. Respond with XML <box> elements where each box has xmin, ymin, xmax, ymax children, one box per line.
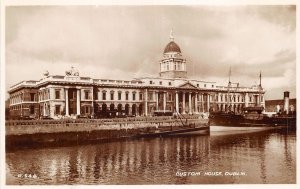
<box><xmin>164</xmin><ymin>41</ymin><xmax>181</xmax><ymax>53</ymax></box>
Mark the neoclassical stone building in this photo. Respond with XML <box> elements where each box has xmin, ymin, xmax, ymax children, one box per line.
<box><xmin>8</xmin><ymin>33</ymin><xmax>265</xmax><ymax>119</ymax></box>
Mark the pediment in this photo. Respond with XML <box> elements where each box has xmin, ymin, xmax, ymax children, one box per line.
<box><xmin>178</xmin><ymin>82</ymin><xmax>197</xmax><ymax>89</ymax></box>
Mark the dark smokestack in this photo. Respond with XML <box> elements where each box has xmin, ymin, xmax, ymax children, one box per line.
<box><xmin>283</xmin><ymin>91</ymin><xmax>289</xmax><ymax>114</ymax></box>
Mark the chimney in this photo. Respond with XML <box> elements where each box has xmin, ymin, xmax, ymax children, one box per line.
<box><xmin>283</xmin><ymin>91</ymin><xmax>289</xmax><ymax>114</ymax></box>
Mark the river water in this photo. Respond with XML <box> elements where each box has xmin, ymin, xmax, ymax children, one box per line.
<box><xmin>6</xmin><ymin>128</ymin><xmax>296</xmax><ymax>184</ymax></box>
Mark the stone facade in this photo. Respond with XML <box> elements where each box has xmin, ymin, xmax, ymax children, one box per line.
<box><xmin>8</xmin><ymin>34</ymin><xmax>265</xmax><ymax>120</ymax></box>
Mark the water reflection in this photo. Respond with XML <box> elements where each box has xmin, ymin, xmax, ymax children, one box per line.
<box><xmin>6</xmin><ymin>129</ymin><xmax>296</xmax><ymax>184</ymax></box>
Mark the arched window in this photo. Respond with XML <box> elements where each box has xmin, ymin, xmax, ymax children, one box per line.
<box><xmin>110</xmin><ymin>90</ymin><xmax>114</xmax><ymax>100</ymax></box>
<box><xmin>102</xmin><ymin>90</ymin><xmax>107</xmax><ymax>100</ymax></box>
<box><xmin>125</xmin><ymin>91</ymin><xmax>129</xmax><ymax>100</ymax></box>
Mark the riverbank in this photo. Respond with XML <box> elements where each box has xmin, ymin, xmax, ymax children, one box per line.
<box><xmin>6</xmin><ymin>116</ymin><xmax>209</xmax><ymax>150</ymax></box>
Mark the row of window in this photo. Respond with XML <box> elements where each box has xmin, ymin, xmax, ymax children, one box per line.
<box><xmin>161</xmin><ymin>62</ymin><xmax>184</xmax><ymax>71</ymax></box>
<box><xmin>147</xmin><ymin>81</ymin><xmax>214</xmax><ymax>89</ymax></box>
<box><xmin>163</xmin><ymin>54</ymin><xmax>181</xmax><ymax>58</ymax></box>
<box><xmin>53</xmin><ymin>105</ymin><xmax>91</xmax><ymax>115</ymax></box>
<box><xmin>10</xmin><ymin>94</ymin><xmax>22</xmax><ymax>104</ymax></box>
<box><xmin>38</xmin><ymin>89</ymin><xmax>50</xmax><ymax>101</ymax></box>
<box><xmin>11</xmin><ymin>105</ymin><xmax>35</xmax><ymax>114</ymax></box>
<box><xmin>10</xmin><ymin>93</ymin><xmax>36</xmax><ymax>104</ymax></box>
<box><xmin>11</xmin><ymin>105</ymin><xmax>22</xmax><ymax>110</ymax></box>
<box><xmin>95</xmin><ymin>91</ymin><xmax>143</xmax><ymax>101</ymax></box>
<box><xmin>216</xmin><ymin>94</ymin><xmax>263</xmax><ymax>103</ymax></box>
<box><xmin>218</xmin><ymin>95</ymin><xmax>245</xmax><ymax>103</ymax></box>
<box><xmin>54</xmin><ymin>89</ymin><xmax>92</xmax><ymax>100</ymax></box>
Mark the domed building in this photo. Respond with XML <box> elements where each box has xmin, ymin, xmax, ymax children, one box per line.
<box><xmin>8</xmin><ymin>31</ymin><xmax>265</xmax><ymax>119</ymax></box>
<box><xmin>159</xmin><ymin>31</ymin><xmax>187</xmax><ymax>78</ymax></box>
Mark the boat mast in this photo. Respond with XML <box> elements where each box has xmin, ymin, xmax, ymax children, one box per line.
<box><xmin>227</xmin><ymin>67</ymin><xmax>231</xmax><ymax>112</ymax></box>
<box><xmin>258</xmin><ymin>71</ymin><xmax>262</xmax><ymax>107</ymax></box>
<box><xmin>259</xmin><ymin>71</ymin><xmax>262</xmax><ymax>87</ymax></box>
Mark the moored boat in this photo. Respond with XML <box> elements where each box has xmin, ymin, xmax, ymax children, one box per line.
<box><xmin>209</xmin><ymin>106</ymin><xmax>296</xmax><ymax>130</ymax></box>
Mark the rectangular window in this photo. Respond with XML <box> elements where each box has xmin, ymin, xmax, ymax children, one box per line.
<box><xmin>30</xmin><ymin>93</ymin><xmax>35</xmax><ymax>101</ymax></box>
<box><xmin>110</xmin><ymin>93</ymin><xmax>114</xmax><ymax>100</ymax></box>
<box><xmin>126</xmin><ymin>93</ymin><xmax>129</xmax><ymax>100</ymax></box>
<box><xmin>149</xmin><ymin>93</ymin><xmax>153</xmax><ymax>101</ymax></box>
<box><xmin>169</xmin><ymin>82</ymin><xmax>172</xmax><ymax>86</ymax></box>
<box><xmin>204</xmin><ymin>84</ymin><xmax>206</xmax><ymax>88</ymax></box>
<box><xmin>94</xmin><ymin>92</ymin><xmax>98</xmax><ymax>100</ymax></box>
<box><xmin>30</xmin><ymin>105</ymin><xmax>35</xmax><ymax>114</ymax></box>
<box><xmin>150</xmin><ymin>81</ymin><xmax>153</xmax><ymax>84</ymax></box>
<box><xmin>103</xmin><ymin>92</ymin><xmax>106</xmax><ymax>100</ymax></box>
<box><xmin>85</xmin><ymin>91</ymin><xmax>89</xmax><ymax>100</ymax></box>
<box><xmin>55</xmin><ymin>90</ymin><xmax>60</xmax><ymax>99</ymax></box>
<box><xmin>159</xmin><ymin>81</ymin><xmax>162</xmax><ymax>85</ymax></box>
<box><xmin>85</xmin><ymin>106</ymin><xmax>90</xmax><ymax>114</ymax></box>
<box><xmin>139</xmin><ymin>93</ymin><xmax>143</xmax><ymax>100</ymax></box>
<box><xmin>55</xmin><ymin>105</ymin><xmax>60</xmax><ymax>115</ymax></box>
<box><xmin>168</xmin><ymin>94</ymin><xmax>172</xmax><ymax>101</ymax></box>
<box><xmin>133</xmin><ymin>93</ymin><xmax>136</xmax><ymax>101</ymax></box>
<box><xmin>118</xmin><ymin>92</ymin><xmax>121</xmax><ymax>100</ymax></box>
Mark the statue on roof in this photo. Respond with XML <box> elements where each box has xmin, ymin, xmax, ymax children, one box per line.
<box><xmin>43</xmin><ymin>70</ymin><xmax>49</xmax><ymax>77</ymax></box>
<box><xmin>65</xmin><ymin>66</ymin><xmax>79</xmax><ymax>76</ymax></box>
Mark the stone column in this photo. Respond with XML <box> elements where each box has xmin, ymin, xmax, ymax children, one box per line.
<box><xmin>43</xmin><ymin>103</ymin><xmax>46</xmax><ymax>116</ymax></box>
<box><xmin>262</xmin><ymin>94</ymin><xmax>265</xmax><ymax>109</ymax></box>
<box><xmin>207</xmin><ymin>94</ymin><xmax>210</xmax><ymax>112</ymax></box>
<box><xmin>65</xmin><ymin>88</ymin><xmax>69</xmax><ymax>116</ymax></box>
<box><xmin>182</xmin><ymin>93</ymin><xmax>186</xmax><ymax>114</ymax></box>
<box><xmin>163</xmin><ymin>92</ymin><xmax>166</xmax><ymax>113</ymax></box>
<box><xmin>195</xmin><ymin>93</ymin><xmax>198</xmax><ymax>113</ymax></box>
<box><xmin>175</xmin><ymin>92</ymin><xmax>179</xmax><ymax>113</ymax></box>
<box><xmin>145</xmin><ymin>89</ymin><xmax>148</xmax><ymax>116</ymax></box>
<box><xmin>257</xmin><ymin>94</ymin><xmax>261</xmax><ymax>106</ymax></box>
<box><xmin>188</xmin><ymin>92</ymin><xmax>192</xmax><ymax>114</ymax></box>
<box><xmin>129</xmin><ymin>105</ymin><xmax>132</xmax><ymax>116</ymax></box>
<box><xmin>201</xmin><ymin>94</ymin><xmax>204</xmax><ymax>112</ymax></box>
<box><xmin>156</xmin><ymin>91</ymin><xmax>159</xmax><ymax>110</ymax></box>
<box><xmin>76</xmin><ymin>89</ymin><xmax>80</xmax><ymax>115</ymax></box>
<box><xmin>245</xmin><ymin>93</ymin><xmax>249</xmax><ymax>107</ymax></box>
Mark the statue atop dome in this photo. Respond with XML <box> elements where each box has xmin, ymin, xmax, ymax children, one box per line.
<box><xmin>170</xmin><ymin>28</ymin><xmax>174</xmax><ymax>41</ymax></box>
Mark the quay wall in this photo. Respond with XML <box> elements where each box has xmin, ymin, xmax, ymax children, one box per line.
<box><xmin>6</xmin><ymin>116</ymin><xmax>209</xmax><ymax>150</ymax></box>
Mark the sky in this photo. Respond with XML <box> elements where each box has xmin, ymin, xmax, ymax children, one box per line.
<box><xmin>5</xmin><ymin>5</ymin><xmax>296</xmax><ymax>100</ymax></box>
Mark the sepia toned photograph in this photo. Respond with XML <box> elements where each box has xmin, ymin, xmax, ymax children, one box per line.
<box><xmin>4</xmin><ymin>4</ymin><xmax>296</xmax><ymax>186</ymax></box>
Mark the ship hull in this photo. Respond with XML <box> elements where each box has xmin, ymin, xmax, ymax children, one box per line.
<box><xmin>210</xmin><ymin>112</ymin><xmax>296</xmax><ymax>129</ymax></box>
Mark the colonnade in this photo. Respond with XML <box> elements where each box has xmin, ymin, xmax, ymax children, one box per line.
<box><xmin>65</xmin><ymin>88</ymin><xmax>81</xmax><ymax>116</ymax></box>
<box><xmin>144</xmin><ymin>90</ymin><xmax>211</xmax><ymax>116</ymax></box>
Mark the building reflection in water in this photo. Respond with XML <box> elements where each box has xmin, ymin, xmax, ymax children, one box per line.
<box><xmin>6</xmin><ymin>129</ymin><xmax>296</xmax><ymax>184</ymax></box>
